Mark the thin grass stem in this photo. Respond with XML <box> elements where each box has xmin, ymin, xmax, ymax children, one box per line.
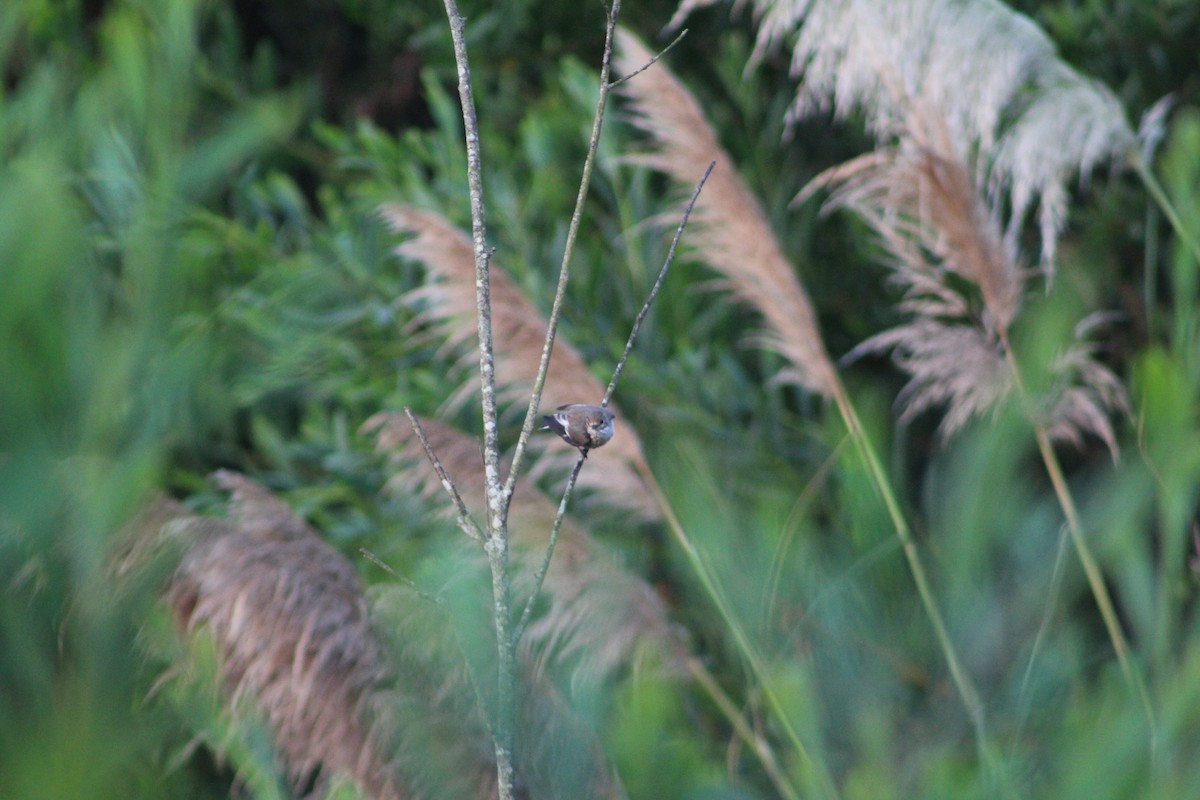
<box><xmin>1132</xmin><ymin>152</ymin><xmax>1200</xmax><ymax>269</ymax></box>
<box><xmin>1000</xmin><ymin>337</ymin><xmax>1157</xmax><ymax>743</ymax></box>
<box><xmin>1009</xmin><ymin>523</ymin><xmax>1071</xmax><ymax>757</ymax></box>
<box><xmin>643</xmin><ymin>470</ymin><xmax>842</xmax><ymax>800</ymax></box>
<box><xmin>826</xmin><ymin>381</ymin><xmax>1013</xmax><ymax>792</ymax></box>
<box><xmin>685</xmin><ymin>656</ymin><xmax>802</xmax><ymax>800</ymax></box>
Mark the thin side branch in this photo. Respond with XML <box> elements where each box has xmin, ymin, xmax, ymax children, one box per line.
<box><xmin>501</xmin><ymin>0</ymin><xmax>623</xmax><ymax>515</ymax></box>
<box><xmin>604</xmin><ymin>160</ymin><xmax>715</xmax><ymax>405</ymax></box>
<box><xmin>608</xmin><ymin>29</ymin><xmax>688</xmax><ymax>88</ymax></box>
<box><xmin>512</xmin><ymin>453</ymin><xmax>587</xmax><ymax>645</ymax></box>
<box><xmin>359</xmin><ymin>547</ymin><xmax>402</xmax><ymax>579</ymax></box>
<box><xmin>360</xmin><ymin>548</ymin><xmax>448</xmax><ymax>606</ymax></box>
<box><xmin>513</xmin><ymin>162</ymin><xmax>714</xmax><ymax>645</ymax></box>
<box><xmin>404</xmin><ymin>408</ymin><xmax>485</xmax><ymax>544</ymax></box>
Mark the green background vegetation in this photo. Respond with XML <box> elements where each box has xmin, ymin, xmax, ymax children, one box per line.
<box><xmin>3</xmin><ymin>0</ymin><xmax>1200</xmax><ymax>797</ymax></box>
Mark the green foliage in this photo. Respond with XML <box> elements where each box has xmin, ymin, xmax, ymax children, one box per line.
<box><xmin>610</xmin><ymin>674</ymin><xmax>735</xmax><ymax>799</ymax></box>
<box><xmin>0</xmin><ymin>0</ymin><xmax>298</xmax><ymax>796</ymax></box>
<box><xmin>5</xmin><ymin>0</ymin><xmax>1200</xmax><ymax>798</ymax></box>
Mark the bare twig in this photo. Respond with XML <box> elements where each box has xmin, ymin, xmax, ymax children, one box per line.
<box><xmin>512</xmin><ymin>453</ymin><xmax>587</xmax><ymax>644</ymax></box>
<box><xmin>404</xmin><ymin>408</ymin><xmax>485</xmax><ymax>544</ymax></box>
<box><xmin>608</xmin><ymin>28</ymin><xmax>688</xmax><ymax>88</ymax></box>
<box><xmin>359</xmin><ymin>547</ymin><xmax>401</xmax><ymax>579</ymax></box>
<box><xmin>604</xmin><ymin>160</ymin><xmax>714</xmax><ymax>406</ymax></box>
<box><xmin>359</xmin><ymin>547</ymin><xmax>448</xmax><ymax>607</ymax></box>
<box><xmin>501</xmin><ymin>0</ymin><xmax>623</xmax><ymax>515</ymax></box>
<box><xmin>513</xmin><ymin>162</ymin><xmax>714</xmax><ymax>647</ymax></box>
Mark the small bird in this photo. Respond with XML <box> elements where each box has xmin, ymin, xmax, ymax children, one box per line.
<box><xmin>540</xmin><ymin>403</ymin><xmax>616</xmax><ymax>457</ymax></box>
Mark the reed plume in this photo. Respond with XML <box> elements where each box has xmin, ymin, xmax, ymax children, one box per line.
<box><xmin>616</xmin><ymin>25</ymin><xmax>996</xmax><ymax>766</ymax></box>
<box><xmin>717</xmin><ymin>0</ymin><xmax>1148</xmax><ymax>725</ymax></box>
<box><xmin>813</xmin><ymin>108</ymin><xmax>1129</xmax><ymax>453</ymax></box>
<box><xmin>162</xmin><ymin>470</ymin><xmax>404</xmax><ymax>799</ymax></box>
<box><xmin>746</xmin><ymin>0</ymin><xmax>1137</xmax><ymax>277</ymax></box>
<box><xmin>615</xmin><ymin>30</ymin><xmax>838</xmax><ymax>397</ymax></box>
<box><xmin>663</xmin><ymin>0</ymin><xmax>1132</xmax><ymax>453</ymax></box>
<box><xmin>144</xmin><ymin>470</ymin><xmax>624</xmax><ymax>798</ymax></box>
<box><xmin>379</xmin><ymin>205</ymin><xmax>660</xmax><ymax>521</ymax></box>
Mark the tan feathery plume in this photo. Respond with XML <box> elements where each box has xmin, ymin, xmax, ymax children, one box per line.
<box><xmin>731</xmin><ymin>0</ymin><xmax>1146</xmax><ymax>721</ymax></box>
<box><xmin>152</xmin><ymin>473</ymin><xmax>620</xmax><ymax>798</ymax></box>
<box><xmin>616</xmin><ymin>21</ymin><xmax>1108</xmax><ymax>742</ymax></box>
<box><xmin>163</xmin><ymin>470</ymin><xmax>404</xmax><ymax>800</ymax></box>
<box><xmin>662</xmin><ymin>0</ymin><xmax>1131</xmax><ymax>453</ymax></box>
<box><xmin>379</xmin><ymin>204</ymin><xmax>660</xmax><ymax>521</ymax></box>
<box><xmin>745</xmin><ymin>0</ymin><xmax>1137</xmax><ymax>277</ymax></box>
<box><xmin>815</xmin><ymin>104</ymin><xmax>1128</xmax><ymax>454</ymax></box>
<box><xmin>615</xmin><ymin>29</ymin><xmax>838</xmax><ymax>397</ymax></box>
<box><xmin>365</xmin><ymin>412</ymin><xmax>684</xmax><ymax>681</ymax></box>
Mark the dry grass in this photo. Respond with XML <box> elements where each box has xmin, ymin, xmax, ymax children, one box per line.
<box><xmin>138</xmin><ymin>469</ymin><xmax>633</xmax><ymax>798</ymax></box>
<box><xmin>661</xmin><ymin>0</ymin><xmax>1135</xmax><ymax>452</ymax></box>
<box><xmin>747</xmin><ymin>0</ymin><xmax>1136</xmax><ymax>275</ymax></box>
<box><xmin>813</xmin><ymin>103</ymin><xmax>1128</xmax><ymax>453</ymax></box>
<box><xmin>163</xmin><ymin>471</ymin><xmax>404</xmax><ymax>799</ymax></box>
<box><xmin>615</xmin><ymin>30</ymin><xmax>839</xmax><ymax>397</ymax></box>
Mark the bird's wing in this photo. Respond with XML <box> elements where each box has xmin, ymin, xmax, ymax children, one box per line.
<box><xmin>541</xmin><ymin>413</ymin><xmax>569</xmax><ymax>437</ymax></box>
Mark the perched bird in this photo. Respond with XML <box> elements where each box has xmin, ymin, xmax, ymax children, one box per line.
<box><xmin>540</xmin><ymin>403</ymin><xmax>616</xmax><ymax>457</ymax></box>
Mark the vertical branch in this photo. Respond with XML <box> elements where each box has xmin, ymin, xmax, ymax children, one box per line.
<box><xmin>439</xmin><ymin>3</ymin><xmax>515</xmax><ymax>797</ymax></box>
<box><xmin>443</xmin><ymin>6</ymin><xmax>502</xmax><ymax>526</ymax></box>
